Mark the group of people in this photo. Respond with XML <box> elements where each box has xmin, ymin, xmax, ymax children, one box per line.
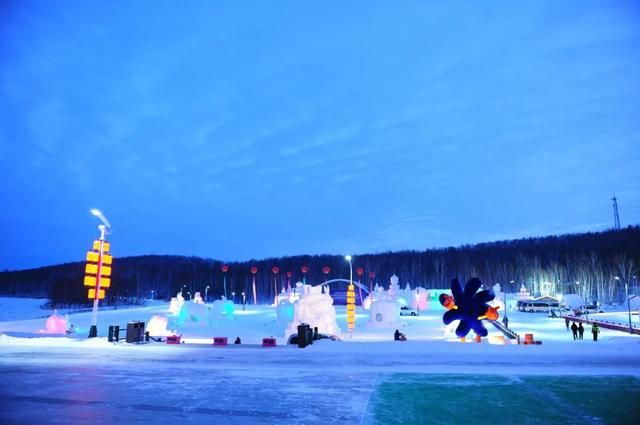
<box><xmin>565</xmin><ymin>318</ymin><xmax>600</xmax><ymax>341</ymax></box>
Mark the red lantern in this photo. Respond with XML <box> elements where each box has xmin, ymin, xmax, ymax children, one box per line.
<box><xmin>286</xmin><ymin>271</ymin><xmax>292</xmax><ymax>278</ymax></box>
<box><xmin>356</xmin><ymin>267</ymin><xmax>364</xmax><ymax>276</ymax></box>
<box><xmin>322</xmin><ymin>266</ymin><xmax>330</xmax><ymax>275</ymax></box>
<box><xmin>301</xmin><ymin>265</ymin><xmax>309</xmax><ymax>274</ymax></box>
<box><xmin>272</xmin><ymin>266</ymin><xmax>280</xmax><ymax>274</ymax></box>
<box><xmin>221</xmin><ymin>264</ymin><xmax>229</xmax><ymax>272</ymax></box>
<box><xmin>251</xmin><ymin>267</ymin><xmax>258</xmax><ymax>274</ymax></box>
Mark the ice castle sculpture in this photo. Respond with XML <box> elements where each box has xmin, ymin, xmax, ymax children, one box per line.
<box><xmin>285</xmin><ymin>284</ymin><xmax>340</xmax><ymax>340</ymax></box>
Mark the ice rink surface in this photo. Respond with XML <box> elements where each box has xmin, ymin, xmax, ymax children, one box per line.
<box><xmin>1</xmin><ymin>298</ymin><xmax>639</xmax><ymax>424</ymax></box>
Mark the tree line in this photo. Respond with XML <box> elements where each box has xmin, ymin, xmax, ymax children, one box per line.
<box><xmin>0</xmin><ymin>226</ymin><xmax>638</xmax><ymax>308</ymax></box>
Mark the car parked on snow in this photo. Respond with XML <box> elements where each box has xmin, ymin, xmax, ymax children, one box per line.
<box><xmin>400</xmin><ymin>305</ymin><xmax>417</xmax><ymax>316</ymax></box>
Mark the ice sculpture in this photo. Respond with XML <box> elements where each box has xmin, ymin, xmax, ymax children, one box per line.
<box><xmin>169</xmin><ymin>292</ymin><xmax>185</xmax><ymax>315</ymax></box>
<box><xmin>369</xmin><ymin>298</ymin><xmax>401</xmax><ymax>328</ymax></box>
<box><xmin>285</xmin><ymin>284</ymin><xmax>340</xmax><ymax>339</ymax></box>
<box><xmin>210</xmin><ymin>299</ymin><xmax>235</xmax><ymax>319</ymax></box>
<box><xmin>42</xmin><ymin>310</ymin><xmax>68</xmax><ymax>334</ymax></box>
<box><xmin>277</xmin><ymin>299</ymin><xmax>294</xmax><ymax>324</ymax></box>
<box><xmin>147</xmin><ymin>314</ymin><xmax>171</xmax><ymax>336</ymax></box>
<box><xmin>368</xmin><ymin>275</ymin><xmax>402</xmax><ymax>327</ymax></box>
<box><xmin>177</xmin><ymin>300</ymin><xmax>206</xmax><ymax>324</ymax></box>
<box><xmin>193</xmin><ymin>292</ymin><xmax>204</xmax><ymax>304</ymax></box>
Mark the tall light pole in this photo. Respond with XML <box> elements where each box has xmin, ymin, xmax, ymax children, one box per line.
<box><xmin>616</xmin><ymin>276</ymin><xmax>633</xmax><ymax>334</ymax></box>
<box><xmin>88</xmin><ymin>209</ymin><xmax>111</xmax><ymax>338</ymax></box>
<box><xmin>205</xmin><ymin>285</ymin><xmax>210</xmax><ymax>303</ymax></box>
<box><xmin>575</xmin><ymin>281</ymin><xmax>586</xmax><ymax>319</ymax></box>
<box><xmin>345</xmin><ymin>255</ymin><xmax>355</xmax><ymax>336</ymax></box>
<box><xmin>345</xmin><ymin>255</ymin><xmax>353</xmax><ymax>286</ymax></box>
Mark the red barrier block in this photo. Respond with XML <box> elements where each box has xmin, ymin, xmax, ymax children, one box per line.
<box><xmin>213</xmin><ymin>337</ymin><xmax>228</xmax><ymax>346</ymax></box>
<box><xmin>262</xmin><ymin>337</ymin><xmax>276</xmax><ymax>347</ymax></box>
<box><xmin>167</xmin><ymin>335</ymin><xmax>181</xmax><ymax>344</ymax></box>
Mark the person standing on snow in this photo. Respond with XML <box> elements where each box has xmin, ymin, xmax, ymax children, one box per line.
<box><xmin>565</xmin><ymin>317</ymin><xmax>570</xmax><ymax>331</ymax></box>
<box><xmin>571</xmin><ymin>322</ymin><xmax>578</xmax><ymax>340</ymax></box>
<box><xmin>591</xmin><ymin>324</ymin><xmax>600</xmax><ymax>341</ymax></box>
<box><xmin>578</xmin><ymin>322</ymin><xmax>584</xmax><ymax>340</ymax></box>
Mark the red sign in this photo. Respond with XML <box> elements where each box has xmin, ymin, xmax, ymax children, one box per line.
<box><xmin>250</xmin><ymin>267</ymin><xmax>258</xmax><ymax>274</ymax></box>
<box><xmin>272</xmin><ymin>266</ymin><xmax>280</xmax><ymax>274</ymax></box>
<box><xmin>322</xmin><ymin>266</ymin><xmax>330</xmax><ymax>274</ymax></box>
<box><xmin>221</xmin><ymin>264</ymin><xmax>229</xmax><ymax>272</ymax></box>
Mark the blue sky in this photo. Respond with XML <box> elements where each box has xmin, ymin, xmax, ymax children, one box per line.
<box><xmin>1</xmin><ymin>1</ymin><xmax>639</xmax><ymax>270</ymax></box>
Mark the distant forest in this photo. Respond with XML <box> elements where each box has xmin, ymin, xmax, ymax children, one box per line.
<box><xmin>1</xmin><ymin>226</ymin><xmax>639</xmax><ymax>308</ymax></box>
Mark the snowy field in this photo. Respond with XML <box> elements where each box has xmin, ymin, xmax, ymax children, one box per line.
<box><xmin>1</xmin><ymin>297</ymin><xmax>639</xmax><ymax>424</ymax></box>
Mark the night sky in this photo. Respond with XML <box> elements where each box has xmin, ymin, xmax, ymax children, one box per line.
<box><xmin>1</xmin><ymin>1</ymin><xmax>639</xmax><ymax>270</ymax></box>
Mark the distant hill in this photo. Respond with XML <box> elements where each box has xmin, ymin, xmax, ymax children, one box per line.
<box><xmin>1</xmin><ymin>226</ymin><xmax>638</xmax><ymax>307</ymax></box>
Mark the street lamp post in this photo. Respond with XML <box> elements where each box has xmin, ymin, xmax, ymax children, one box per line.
<box><xmin>616</xmin><ymin>276</ymin><xmax>633</xmax><ymax>334</ymax></box>
<box><xmin>88</xmin><ymin>209</ymin><xmax>111</xmax><ymax>339</ymax></box>
<box><xmin>242</xmin><ymin>292</ymin><xmax>246</xmax><ymax>311</ymax></box>
<box><xmin>205</xmin><ymin>285</ymin><xmax>210</xmax><ymax>303</ymax></box>
<box><xmin>504</xmin><ymin>280</ymin><xmax>514</xmax><ymax>325</ymax></box>
<box><xmin>575</xmin><ymin>281</ymin><xmax>587</xmax><ymax>319</ymax></box>
<box><xmin>232</xmin><ymin>291</ymin><xmax>236</xmax><ymax>304</ymax></box>
<box><xmin>345</xmin><ymin>255</ymin><xmax>353</xmax><ymax>287</ymax></box>
<box><xmin>625</xmin><ymin>282</ymin><xmax>633</xmax><ymax>334</ymax></box>
<box><xmin>150</xmin><ymin>290</ymin><xmax>154</xmax><ymax>300</ymax></box>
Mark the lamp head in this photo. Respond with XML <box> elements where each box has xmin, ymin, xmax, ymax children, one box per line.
<box><xmin>345</xmin><ymin>255</ymin><xmax>352</xmax><ymax>262</ymax></box>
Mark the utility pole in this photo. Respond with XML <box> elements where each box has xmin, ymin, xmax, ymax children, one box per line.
<box><xmin>612</xmin><ymin>196</ymin><xmax>621</xmax><ymax>230</ymax></box>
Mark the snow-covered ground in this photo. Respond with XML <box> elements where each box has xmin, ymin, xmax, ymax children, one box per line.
<box><xmin>0</xmin><ymin>297</ymin><xmax>51</xmax><ymax>321</ymax></box>
<box><xmin>1</xmin><ymin>297</ymin><xmax>639</xmax><ymax>424</ymax></box>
